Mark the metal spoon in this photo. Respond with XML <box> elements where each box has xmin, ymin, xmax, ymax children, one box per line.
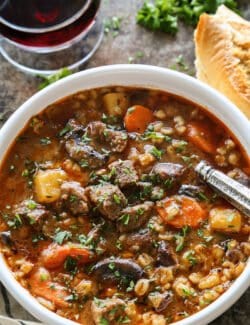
<box><xmin>195</xmin><ymin>160</ymin><xmax>250</xmax><ymax>216</ymax></box>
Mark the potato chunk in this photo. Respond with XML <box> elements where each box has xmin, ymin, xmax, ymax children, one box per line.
<box><xmin>209</xmin><ymin>207</ymin><xmax>242</xmax><ymax>233</ymax></box>
<box><xmin>103</xmin><ymin>92</ymin><xmax>129</xmax><ymax>116</ymax></box>
<box><xmin>34</xmin><ymin>169</ymin><xmax>67</xmax><ymax>203</ymax></box>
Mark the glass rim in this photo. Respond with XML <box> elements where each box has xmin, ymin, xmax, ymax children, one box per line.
<box><xmin>0</xmin><ymin>0</ymin><xmax>92</xmax><ymax>33</ymax></box>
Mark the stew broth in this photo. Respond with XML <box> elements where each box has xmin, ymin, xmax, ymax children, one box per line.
<box><xmin>0</xmin><ymin>86</ymin><xmax>249</xmax><ymax>324</ymax></box>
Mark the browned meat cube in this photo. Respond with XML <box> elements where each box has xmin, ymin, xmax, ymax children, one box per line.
<box><xmin>108</xmin><ymin>159</ymin><xmax>139</xmax><ymax>188</ymax></box>
<box><xmin>87</xmin><ymin>184</ymin><xmax>127</xmax><ymax>220</ymax></box>
<box><xmin>117</xmin><ymin>201</ymin><xmax>154</xmax><ymax>232</ymax></box>
<box><xmin>61</xmin><ymin>181</ymin><xmax>89</xmax><ymax>215</ymax></box>
<box><xmin>13</xmin><ymin>200</ymin><xmax>49</xmax><ymax>229</ymax></box>
<box><xmin>104</xmin><ymin>129</ymin><xmax>128</xmax><ymax>153</ymax></box>
<box><xmin>91</xmin><ymin>298</ymin><xmax>127</xmax><ymax>325</ymax></box>
<box><xmin>65</xmin><ymin>139</ymin><xmax>108</xmax><ymax>169</ymax></box>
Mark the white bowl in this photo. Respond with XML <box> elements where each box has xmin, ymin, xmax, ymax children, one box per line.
<box><xmin>0</xmin><ymin>65</ymin><xmax>249</xmax><ymax>325</ymax></box>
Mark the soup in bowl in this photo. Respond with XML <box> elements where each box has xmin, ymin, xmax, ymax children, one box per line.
<box><xmin>0</xmin><ymin>65</ymin><xmax>249</xmax><ymax>325</ymax></box>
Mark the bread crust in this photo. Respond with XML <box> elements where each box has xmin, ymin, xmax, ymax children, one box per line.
<box><xmin>194</xmin><ymin>5</ymin><xmax>250</xmax><ymax>118</ymax></box>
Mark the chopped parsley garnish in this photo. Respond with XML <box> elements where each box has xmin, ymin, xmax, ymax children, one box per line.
<box><xmin>119</xmin><ymin>214</ymin><xmax>130</xmax><ymax>225</ymax></box>
<box><xmin>113</xmin><ymin>194</ymin><xmax>121</xmax><ymax>204</ymax></box>
<box><xmin>26</xmin><ymin>200</ymin><xmax>37</xmax><ymax>210</ymax></box>
<box><xmin>101</xmin><ymin>113</ymin><xmax>119</xmax><ymax>124</ymax></box>
<box><xmin>59</xmin><ymin>124</ymin><xmax>73</xmax><ymax>137</ymax></box>
<box><xmin>126</xmin><ymin>280</ymin><xmax>135</xmax><ymax>292</ymax></box>
<box><xmin>40</xmin><ymin>137</ymin><xmax>51</xmax><ymax>145</ymax></box>
<box><xmin>7</xmin><ymin>214</ymin><xmax>22</xmax><ymax>229</ymax></box>
<box><xmin>108</xmin><ymin>262</ymin><xmax>116</xmax><ymax>270</ymax></box>
<box><xmin>136</xmin><ymin>0</ymin><xmax>239</xmax><ymax>35</ymax></box>
<box><xmin>197</xmin><ymin>229</ymin><xmax>213</xmax><ymax>243</ymax></box>
<box><xmin>38</xmin><ymin>67</ymin><xmax>72</xmax><ymax>90</ymax></box>
<box><xmin>174</xmin><ymin>225</ymin><xmax>190</xmax><ymax>252</ymax></box>
<box><xmin>79</xmin><ymin>160</ymin><xmax>89</xmax><ymax>168</ymax></box>
<box><xmin>150</xmin><ymin>146</ymin><xmax>163</xmax><ymax>160</ymax></box>
<box><xmin>104</xmin><ymin>16</ymin><xmax>122</xmax><ymax>37</ymax></box>
<box><xmin>64</xmin><ymin>256</ymin><xmax>78</xmax><ymax>275</ymax></box>
<box><xmin>197</xmin><ymin>192</ymin><xmax>209</xmax><ymax>201</ymax></box>
<box><xmin>100</xmin><ymin>317</ymin><xmax>110</xmax><ymax>325</ymax></box>
<box><xmin>116</xmin><ymin>240</ymin><xmax>123</xmax><ymax>250</ymax></box>
<box><xmin>53</xmin><ymin>230</ymin><xmax>72</xmax><ymax>245</ymax></box>
<box><xmin>184</xmin><ymin>250</ymin><xmax>197</xmax><ymax>266</ymax></box>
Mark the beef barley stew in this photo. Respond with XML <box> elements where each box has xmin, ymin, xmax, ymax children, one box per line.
<box><xmin>0</xmin><ymin>86</ymin><xmax>249</xmax><ymax>325</ymax></box>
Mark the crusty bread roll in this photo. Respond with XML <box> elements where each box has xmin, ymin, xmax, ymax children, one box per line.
<box><xmin>194</xmin><ymin>5</ymin><xmax>250</xmax><ymax>118</ymax></box>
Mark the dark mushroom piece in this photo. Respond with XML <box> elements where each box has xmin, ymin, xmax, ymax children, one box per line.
<box><xmin>178</xmin><ymin>184</ymin><xmax>203</xmax><ymax>198</ymax></box>
<box><xmin>121</xmin><ymin>228</ymin><xmax>154</xmax><ymax>252</ymax></box>
<box><xmin>151</xmin><ymin>163</ymin><xmax>185</xmax><ymax>180</ymax></box>
<box><xmin>92</xmin><ymin>258</ymin><xmax>145</xmax><ymax>284</ymax></box>
<box><xmin>0</xmin><ymin>231</ymin><xmax>14</xmax><ymax>248</ymax></box>
<box><xmin>157</xmin><ymin>241</ymin><xmax>177</xmax><ymax>267</ymax></box>
<box><xmin>65</xmin><ymin>139</ymin><xmax>108</xmax><ymax>169</ymax></box>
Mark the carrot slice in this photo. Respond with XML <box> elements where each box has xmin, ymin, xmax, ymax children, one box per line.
<box><xmin>157</xmin><ymin>195</ymin><xmax>207</xmax><ymax>228</ymax></box>
<box><xmin>29</xmin><ymin>268</ymin><xmax>69</xmax><ymax>308</ymax></box>
<box><xmin>42</xmin><ymin>243</ymin><xmax>91</xmax><ymax>269</ymax></box>
<box><xmin>186</xmin><ymin>121</ymin><xmax>216</xmax><ymax>154</ymax></box>
<box><xmin>124</xmin><ymin>105</ymin><xmax>154</xmax><ymax>133</ymax></box>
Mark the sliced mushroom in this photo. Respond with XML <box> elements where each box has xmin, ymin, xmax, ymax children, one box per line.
<box><xmin>178</xmin><ymin>184</ymin><xmax>203</xmax><ymax>198</ymax></box>
<box><xmin>0</xmin><ymin>231</ymin><xmax>14</xmax><ymax>248</ymax></box>
<box><xmin>151</xmin><ymin>163</ymin><xmax>185</xmax><ymax>181</ymax></box>
<box><xmin>157</xmin><ymin>241</ymin><xmax>177</xmax><ymax>267</ymax></box>
<box><xmin>122</xmin><ymin>228</ymin><xmax>154</xmax><ymax>252</ymax></box>
<box><xmin>92</xmin><ymin>258</ymin><xmax>145</xmax><ymax>284</ymax></box>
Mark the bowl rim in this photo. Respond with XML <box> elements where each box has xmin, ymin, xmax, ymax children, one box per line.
<box><xmin>0</xmin><ymin>64</ymin><xmax>249</xmax><ymax>325</ymax></box>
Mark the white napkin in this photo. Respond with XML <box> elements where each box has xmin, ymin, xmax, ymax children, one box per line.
<box><xmin>0</xmin><ymin>283</ymin><xmax>43</xmax><ymax>325</ymax></box>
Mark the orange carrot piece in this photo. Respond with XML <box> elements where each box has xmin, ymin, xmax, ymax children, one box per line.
<box><xmin>124</xmin><ymin>105</ymin><xmax>154</xmax><ymax>133</ymax></box>
<box><xmin>42</xmin><ymin>243</ymin><xmax>91</xmax><ymax>269</ymax></box>
<box><xmin>29</xmin><ymin>268</ymin><xmax>69</xmax><ymax>308</ymax></box>
<box><xmin>157</xmin><ymin>196</ymin><xmax>207</xmax><ymax>228</ymax></box>
<box><xmin>186</xmin><ymin>121</ymin><xmax>216</xmax><ymax>154</ymax></box>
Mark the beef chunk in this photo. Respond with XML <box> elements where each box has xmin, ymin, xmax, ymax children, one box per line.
<box><xmin>121</xmin><ymin>228</ymin><xmax>154</xmax><ymax>251</ymax></box>
<box><xmin>117</xmin><ymin>201</ymin><xmax>154</xmax><ymax>233</ymax></box>
<box><xmin>91</xmin><ymin>298</ymin><xmax>127</xmax><ymax>325</ymax></box>
<box><xmin>108</xmin><ymin>159</ymin><xmax>139</xmax><ymax>188</ymax></box>
<box><xmin>157</xmin><ymin>241</ymin><xmax>177</xmax><ymax>267</ymax></box>
<box><xmin>87</xmin><ymin>184</ymin><xmax>127</xmax><ymax>220</ymax></box>
<box><xmin>87</xmin><ymin>121</ymin><xmax>128</xmax><ymax>153</ymax></box>
<box><xmin>13</xmin><ymin>200</ymin><xmax>49</xmax><ymax>229</ymax></box>
<box><xmin>61</xmin><ymin>181</ymin><xmax>89</xmax><ymax>215</ymax></box>
<box><xmin>86</xmin><ymin>121</ymin><xmax>106</xmax><ymax>139</ymax></box>
<box><xmin>151</xmin><ymin>163</ymin><xmax>185</xmax><ymax>182</ymax></box>
<box><xmin>65</xmin><ymin>139</ymin><xmax>108</xmax><ymax>169</ymax></box>
<box><xmin>104</xmin><ymin>129</ymin><xmax>128</xmax><ymax>153</ymax></box>
<box><xmin>0</xmin><ymin>231</ymin><xmax>14</xmax><ymax>248</ymax></box>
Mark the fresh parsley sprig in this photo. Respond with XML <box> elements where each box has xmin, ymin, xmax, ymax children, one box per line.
<box><xmin>136</xmin><ymin>0</ymin><xmax>239</xmax><ymax>34</ymax></box>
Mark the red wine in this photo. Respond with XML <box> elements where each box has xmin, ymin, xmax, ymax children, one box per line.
<box><xmin>0</xmin><ymin>0</ymin><xmax>101</xmax><ymax>47</ymax></box>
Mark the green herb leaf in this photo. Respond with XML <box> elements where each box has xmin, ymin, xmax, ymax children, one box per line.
<box><xmin>40</xmin><ymin>137</ymin><xmax>51</xmax><ymax>146</ymax></box>
<box><xmin>150</xmin><ymin>146</ymin><xmax>163</xmax><ymax>160</ymax></box>
<box><xmin>136</xmin><ymin>0</ymin><xmax>239</xmax><ymax>35</ymax></box>
<box><xmin>38</xmin><ymin>68</ymin><xmax>72</xmax><ymax>90</ymax></box>
<box><xmin>53</xmin><ymin>230</ymin><xmax>72</xmax><ymax>245</ymax></box>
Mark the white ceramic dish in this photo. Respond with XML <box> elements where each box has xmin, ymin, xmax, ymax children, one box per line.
<box><xmin>0</xmin><ymin>65</ymin><xmax>249</xmax><ymax>325</ymax></box>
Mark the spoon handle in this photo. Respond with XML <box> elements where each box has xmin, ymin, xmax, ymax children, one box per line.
<box><xmin>195</xmin><ymin>161</ymin><xmax>250</xmax><ymax>216</ymax></box>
